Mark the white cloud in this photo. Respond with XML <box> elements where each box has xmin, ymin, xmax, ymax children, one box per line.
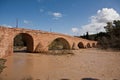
<box><xmin>53</xmin><ymin>12</ymin><xmax>62</xmax><ymax>18</ymax></box>
<box><xmin>23</xmin><ymin>20</ymin><xmax>34</xmax><ymax>27</ymax></box>
<box><xmin>92</xmin><ymin>8</ymin><xmax>120</xmax><ymax>23</ymax></box>
<box><xmin>72</xmin><ymin>27</ymin><xmax>79</xmax><ymax>33</ymax></box>
<box><xmin>1</xmin><ymin>24</ymin><xmax>12</xmax><ymax>27</ymax></box>
<box><xmin>47</xmin><ymin>12</ymin><xmax>63</xmax><ymax>20</ymax></box>
<box><xmin>40</xmin><ymin>9</ymin><xmax>44</xmax><ymax>12</ymax></box>
<box><xmin>52</xmin><ymin>12</ymin><xmax>63</xmax><ymax>20</ymax></box>
<box><xmin>79</xmin><ymin>8</ymin><xmax>120</xmax><ymax>35</ymax></box>
<box><xmin>23</xmin><ymin>20</ymin><xmax>30</xmax><ymax>24</ymax></box>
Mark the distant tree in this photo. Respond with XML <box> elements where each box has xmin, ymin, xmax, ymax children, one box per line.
<box><xmin>98</xmin><ymin>20</ymin><xmax>120</xmax><ymax>50</ymax></box>
<box><xmin>112</xmin><ymin>20</ymin><xmax>120</xmax><ymax>37</ymax></box>
<box><xmin>86</xmin><ymin>32</ymin><xmax>89</xmax><ymax>39</ymax></box>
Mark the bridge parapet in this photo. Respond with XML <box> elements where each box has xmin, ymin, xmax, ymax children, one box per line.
<box><xmin>0</xmin><ymin>26</ymin><xmax>97</xmax><ymax>58</ymax></box>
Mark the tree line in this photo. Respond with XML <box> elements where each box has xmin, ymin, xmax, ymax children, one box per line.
<box><xmin>79</xmin><ymin>20</ymin><xmax>120</xmax><ymax>50</ymax></box>
<box><xmin>98</xmin><ymin>20</ymin><xmax>120</xmax><ymax>50</ymax></box>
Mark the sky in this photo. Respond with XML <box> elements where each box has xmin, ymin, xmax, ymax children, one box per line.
<box><xmin>0</xmin><ymin>0</ymin><xmax>120</xmax><ymax>36</ymax></box>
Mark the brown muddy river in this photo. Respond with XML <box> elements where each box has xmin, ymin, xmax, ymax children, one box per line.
<box><xmin>0</xmin><ymin>49</ymin><xmax>120</xmax><ymax>80</ymax></box>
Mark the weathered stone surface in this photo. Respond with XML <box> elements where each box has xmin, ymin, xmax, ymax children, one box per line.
<box><xmin>0</xmin><ymin>26</ymin><xmax>97</xmax><ymax>58</ymax></box>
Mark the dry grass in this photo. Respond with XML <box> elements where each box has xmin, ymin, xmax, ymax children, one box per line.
<box><xmin>36</xmin><ymin>50</ymin><xmax>74</xmax><ymax>56</ymax></box>
<box><xmin>0</xmin><ymin>58</ymin><xmax>7</xmax><ymax>74</ymax></box>
<box><xmin>21</xmin><ymin>76</ymin><xmax>33</xmax><ymax>80</ymax></box>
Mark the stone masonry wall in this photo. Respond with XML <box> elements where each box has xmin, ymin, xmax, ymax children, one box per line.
<box><xmin>0</xmin><ymin>26</ymin><xmax>97</xmax><ymax>58</ymax></box>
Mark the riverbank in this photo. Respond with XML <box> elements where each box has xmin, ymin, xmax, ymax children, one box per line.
<box><xmin>0</xmin><ymin>48</ymin><xmax>120</xmax><ymax>80</ymax></box>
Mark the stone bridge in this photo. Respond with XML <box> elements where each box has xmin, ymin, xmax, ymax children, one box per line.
<box><xmin>0</xmin><ymin>26</ymin><xmax>97</xmax><ymax>58</ymax></box>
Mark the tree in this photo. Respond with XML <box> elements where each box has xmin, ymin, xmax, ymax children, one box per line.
<box><xmin>98</xmin><ymin>20</ymin><xmax>120</xmax><ymax>50</ymax></box>
<box><xmin>104</xmin><ymin>22</ymin><xmax>113</xmax><ymax>32</ymax></box>
<box><xmin>86</xmin><ymin>32</ymin><xmax>89</xmax><ymax>39</ymax></box>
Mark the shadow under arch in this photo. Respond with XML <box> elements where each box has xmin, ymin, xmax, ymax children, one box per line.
<box><xmin>86</xmin><ymin>43</ymin><xmax>91</xmax><ymax>48</ymax></box>
<box><xmin>81</xmin><ymin>78</ymin><xmax>99</xmax><ymax>80</ymax></box>
<box><xmin>78</xmin><ymin>42</ymin><xmax>84</xmax><ymax>48</ymax></box>
<box><xmin>13</xmin><ymin>33</ymin><xmax>34</xmax><ymax>52</ymax></box>
<box><xmin>49</xmin><ymin>37</ymin><xmax>70</xmax><ymax>50</ymax></box>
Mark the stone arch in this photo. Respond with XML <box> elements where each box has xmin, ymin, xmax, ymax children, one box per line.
<box><xmin>86</xmin><ymin>43</ymin><xmax>91</xmax><ymax>48</ymax></box>
<box><xmin>49</xmin><ymin>37</ymin><xmax>70</xmax><ymax>50</ymax></box>
<box><xmin>13</xmin><ymin>33</ymin><xmax>34</xmax><ymax>52</ymax></box>
<box><xmin>78</xmin><ymin>42</ymin><xmax>84</xmax><ymax>48</ymax></box>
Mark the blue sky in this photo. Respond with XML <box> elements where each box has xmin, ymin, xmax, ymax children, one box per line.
<box><xmin>0</xmin><ymin>0</ymin><xmax>120</xmax><ymax>35</ymax></box>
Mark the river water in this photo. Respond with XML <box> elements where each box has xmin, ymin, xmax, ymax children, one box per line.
<box><xmin>0</xmin><ymin>49</ymin><xmax>120</xmax><ymax>80</ymax></box>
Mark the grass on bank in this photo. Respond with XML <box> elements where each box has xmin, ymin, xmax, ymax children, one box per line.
<box><xmin>0</xmin><ymin>58</ymin><xmax>7</xmax><ymax>74</ymax></box>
